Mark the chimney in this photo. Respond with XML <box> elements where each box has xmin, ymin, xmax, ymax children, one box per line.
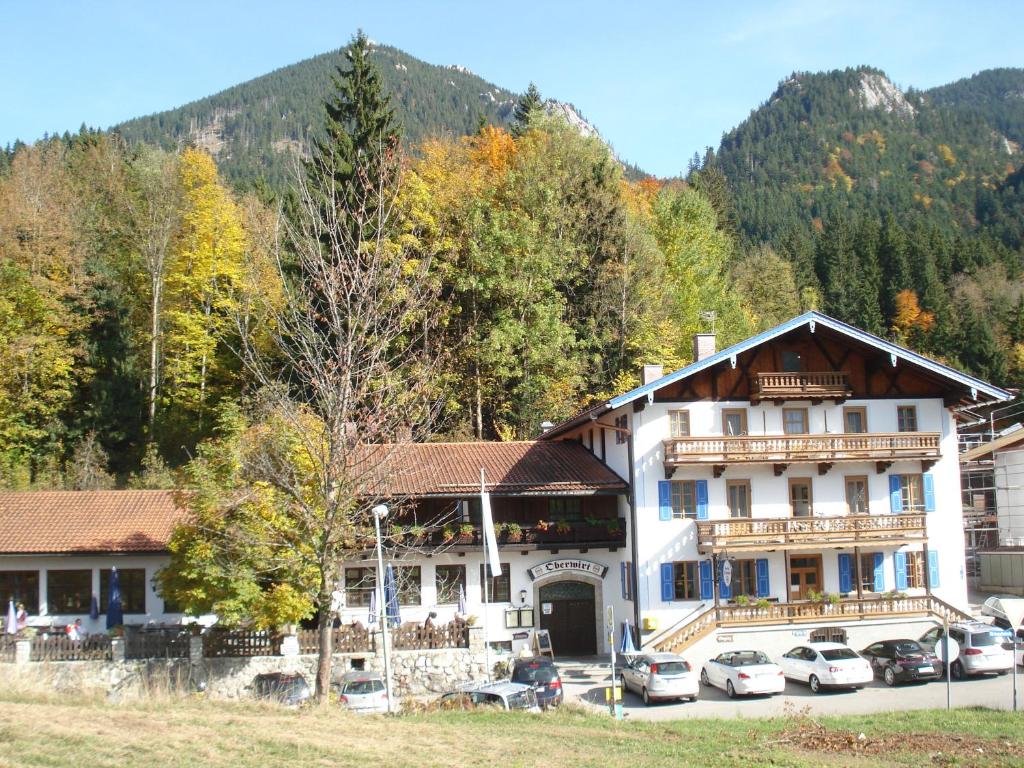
<box><xmin>641</xmin><ymin>364</ymin><xmax>664</xmax><ymax>385</ymax></box>
<box><xmin>693</xmin><ymin>333</ymin><xmax>717</xmax><ymax>362</ymax></box>
<box><xmin>540</xmin><ymin>421</ymin><xmax>555</xmax><ymax>433</ymax></box>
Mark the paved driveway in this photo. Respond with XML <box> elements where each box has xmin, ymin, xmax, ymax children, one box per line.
<box><xmin>561</xmin><ymin>663</ymin><xmax>1023</xmax><ymax>720</ymax></box>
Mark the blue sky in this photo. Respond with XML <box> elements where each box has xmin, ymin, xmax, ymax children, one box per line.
<box><xmin>1</xmin><ymin>0</ymin><xmax>1021</xmax><ymax>176</ymax></box>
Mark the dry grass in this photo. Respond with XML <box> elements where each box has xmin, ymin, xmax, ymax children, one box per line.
<box><xmin>0</xmin><ymin>689</ymin><xmax>1020</xmax><ymax>768</ymax></box>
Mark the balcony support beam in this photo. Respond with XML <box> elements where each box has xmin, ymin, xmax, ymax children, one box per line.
<box><xmin>713</xmin><ymin>464</ymin><xmax>726</xmax><ymax>479</ymax></box>
<box><xmin>876</xmin><ymin>460</ymin><xmax>893</xmax><ymax>474</ymax></box>
<box><xmin>773</xmin><ymin>463</ymin><xmax>789</xmax><ymax>477</ymax></box>
<box><xmin>817</xmin><ymin>462</ymin><xmax>833</xmax><ymax>476</ymax></box>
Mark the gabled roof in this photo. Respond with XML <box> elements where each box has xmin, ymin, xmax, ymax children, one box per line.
<box><xmin>0</xmin><ymin>490</ymin><xmax>186</xmax><ymax>554</ymax></box>
<box><xmin>541</xmin><ymin>311</ymin><xmax>1013</xmax><ymax>440</ymax></box>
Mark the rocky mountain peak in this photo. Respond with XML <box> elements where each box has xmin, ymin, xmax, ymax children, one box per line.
<box><xmin>855</xmin><ymin>72</ymin><xmax>916</xmax><ymax>118</ymax></box>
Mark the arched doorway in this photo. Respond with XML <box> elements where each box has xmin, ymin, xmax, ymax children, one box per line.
<box><xmin>538</xmin><ymin>580</ymin><xmax>597</xmax><ymax>656</ymax></box>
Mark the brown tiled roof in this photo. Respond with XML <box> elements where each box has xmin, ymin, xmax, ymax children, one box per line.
<box><xmin>357</xmin><ymin>441</ymin><xmax>627</xmax><ymax>497</ymax></box>
<box><xmin>0</xmin><ymin>490</ymin><xmax>186</xmax><ymax>554</ymax></box>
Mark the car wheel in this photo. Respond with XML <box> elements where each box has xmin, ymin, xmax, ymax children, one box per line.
<box><xmin>997</xmin><ymin>669</ymin><xmax>1009</xmax><ymax>676</ymax></box>
<box><xmin>726</xmin><ymin>680</ymin><xmax>736</xmax><ymax>699</ymax></box>
<box><xmin>951</xmin><ymin>661</ymin><xmax>965</xmax><ymax>681</ymax></box>
<box><xmin>642</xmin><ymin>688</ymin><xmax>651</xmax><ymax>706</ymax></box>
<box><xmin>809</xmin><ymin>675</ymin><xmax>821</xmax><ymax>694</ymax></box>
<box><xmin>700</xmin><ymin>669</ymin><xmax>710</xmax><ymax>686</ymax></box>
<box><xmin>688</xmin><ymin>695</ymin><xmax>697</xmax><ymax>703</ymax></box>
<box><xmin>883</xmin><ymin>666</ymin><xmax>896</xmax><ymax>687</ymax></box>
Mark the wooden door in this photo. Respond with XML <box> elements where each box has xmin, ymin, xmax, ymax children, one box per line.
<box><xmin>538</xmin><ymin>581</ymin><xmax>596</xmax><ymax>656</ymax></box>
<box><xmin>788</xmin><ymin>555</ymin><xmax>822</xmax><ymax>600</ymax></box>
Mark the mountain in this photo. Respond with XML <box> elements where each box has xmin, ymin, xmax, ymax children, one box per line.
<box><xmin>714</xmin><ymin>66</ymin><xmax>1024</xmax><ymax>246</ymax></box>
<box><xmin>114</xmin><ymin>43</ymin><xmax>520</xmax><ymax>189</ymax></box>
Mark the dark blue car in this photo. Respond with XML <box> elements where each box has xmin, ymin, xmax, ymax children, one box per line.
<box><xmin>510</xmin><ymin>657</ymin><xmax>562</xmax><ymax>709</ymax></box>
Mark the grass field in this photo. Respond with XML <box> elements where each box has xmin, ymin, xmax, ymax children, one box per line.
<box><xmin>0</xmin><ymin>691</ymin><xmax>1021</xmax><ymax>768</ymax></box>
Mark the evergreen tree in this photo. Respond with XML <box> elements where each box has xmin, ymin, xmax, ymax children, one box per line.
<box><xmin>511</xmin><ymin>82</ymin><xmax>543</xmax><ymax>137</ymax></box>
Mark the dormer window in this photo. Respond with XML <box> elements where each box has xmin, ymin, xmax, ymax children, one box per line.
<box><xmin>669</xmin><ymin>410</ymin><xmax>690</xmax><ymax>438</ymax></box>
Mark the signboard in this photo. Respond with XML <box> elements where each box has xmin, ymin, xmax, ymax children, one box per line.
<box><xmin>528</xmin><ymin>558</ymin><xmax>608</xmax><ymax>581</ymax></box>
<box><xmin>533</xmin><ymin>629</ymin><xmax>554</xmax><ymax>659</ymax></box>
<box><xmin>721</xmin><ymin>560</ymin><xmax>733</xmax><ymax>586</ymax></box>
<box><xmin>542</xmin><ymin>602</ymin><xmax>553</xmax><ymax>614</ymax></box>
<box><xmin>512</xmin><ymin>631</ymin><xmax>529</xmax><ymax>640</ymax></box>
<box><xmin>936</xmin><ymin>636</ymin><xmax>960</xmax><ymax>665</ymax></box>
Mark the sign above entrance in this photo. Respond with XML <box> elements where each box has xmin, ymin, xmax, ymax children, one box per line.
<box><xmin>528</xmin><ymin>558</ymin><xmax>608</xmax><ymax>581</ymax></box>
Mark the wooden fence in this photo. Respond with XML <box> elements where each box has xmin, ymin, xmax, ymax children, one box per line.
<box><xmin>391</xmin><ymin>621</ymin><xmax>470</xmax><ymax>650</ymax></box>
<box><xmin>124</xmin><ymin>630</ymin><xmax>191</xmax><ymax>660</ymax></box>
<box><xmin>297</xmin><ymin>625</ymin><xmax>374</xmax><ymax>654</ymax></box>
<box><xmin>0</xmin><ymin>636</ymin><xmax>17</xmax><ymax>662</ymax></box>
<box><xmin>202</xmin><ymin>629</ymin><xmax>281</xmax><ymax>658</ymax></box>
<box><xmin>30</xmin><ymin>634</ymin><xmax>112</xmax><ymax>662</ymax></box>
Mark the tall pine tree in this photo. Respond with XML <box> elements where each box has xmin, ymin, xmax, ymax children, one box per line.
<box><xmin>511</xmin><ymin>83</ymin><xmax>543</xmax><ymax>137</ymax></box>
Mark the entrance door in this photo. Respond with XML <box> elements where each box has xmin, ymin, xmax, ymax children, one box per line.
<box><xmin>788</xmin><ymin>555</ymin><xmax>822</xmax><ymax>600</ymax></box>
<box><xmin>538</xmin><ymin>580</ymin><xmax>596</xmax><ymax>656</ymax></box>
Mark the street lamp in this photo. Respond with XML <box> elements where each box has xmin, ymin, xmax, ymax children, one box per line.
<box><xmin>372</xmin><ymin>504</ymin><xmax>395</xmax><ymax>713</ymax></box>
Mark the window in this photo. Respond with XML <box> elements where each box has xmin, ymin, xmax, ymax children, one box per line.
<box><xmin>722</xmin><ymin>409</ymin><xmax>747</xmax><ymax>436</ymax></box>
<box><xmin>905</xmin><ymin>552</ymin><xmax>925</xmax><ymax>589</ymax></box>
<box><xmin>781</xmin><ymin>351</ymin><xmax>802</xmax><ymax>372</ymax></box>
<box><xmin>845</xmin><ymin>476</ymin><xmax>868</xmax><ymax>515</ymax></box>
<box><xmin>434</xmin><ymin>565</ymin><xmax>466</xmax><ymax>604</ymax></box>
<box><xmin>345</xmin><ymin>567</ymin><xmax>376</xmax><ymax>607</ymax></box>
<box><xmin>732</xmin><ymin>559</ymin><xmax>759</xmax><ymax>597</ymax></box>
<box><xmin>672</xmin><ymin>561</ymin><xmax>699</xmax><ymax>600</ymax></box>
<box><xmin>100</xmin><ymin>568</ymin><xmax>146</xmax><ymax>614</ymax></box>
<box><xmin>669</xmin><ymin>410</ymin><xmax>690</xmax><ymax>438</ymax></box>
<box><xmin>782</xmin><ymin>408</ymin><xmax>808</xmax><ymax>435</ymax></box>
<box><xmin>614</xmin><ymin>414</ymin><xmax>628</xmax><ymax>445</ymax></box>
<box><xmin>671</xmin><ymin>480</ymin><xmax>697</xmax><ymax>519</ymax></box>
<box><xmin>548</xmin><ymin>498</ymin><xmax>582</xmax><ymax>521</ymax></box>
<box><xmin>843</xmin><ymin>407</ymin><xmax>867</xmax><ymax>434</ymax></box>
<box><xmin>394</xmin><ymin>566</ymin><xmax>421</xmax><ymax>606</ymax></box>
<box><xmin>726</xmin><ymin>480</ymin><xmax>751</xmax><ymax>518</ymax></box>
<box><xmin>897</xmin><ymin>405</ymin><xmax>918</xmax><ymax>433</ymax></box>
<box><xmin>479</xmin><ymin>565</ymin><xmax>511</xmax><ymax>603</ymax></box>
<box><xmin>0</xmin><ymin>571</ymin><xmax>39</xmax><ymax>614</ymax></box>
<box><xmin>789</xmin><ymin>478</ymin><xmax>812</xmax><ymax>517</ymax></box>
<box><xmin>900</xmin><ymin>474</ymin><xmax>924</xmax><ymax>511</ymax></box>
<box><xmin>46</xmin><ymin>570</ymin><xmax>91</xmax><ymax>613</ymax></box>
<box><xmin>860</xmin><ymin>552</ymin><xmax>880</xmax><ymax>593</ymax></box>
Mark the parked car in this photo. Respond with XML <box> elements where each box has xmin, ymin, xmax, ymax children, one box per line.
<box><xmin>439</xmin><ymin>681</ymin><xmax>540</xmax><ymax>712</ymax></box>
<box><xmin>918</xmin><ymin>621</ymin><xmax>1014</xmax><ymax>679</ymax></box>
<box><xmin>337</xmin><ymin>671</ymin><xmax>389</xmax><ymax>714</ymax></box>
<box><xmin>509</xmin><ymin>656</ymin><xmax>563</xmax><ymax>709</ymax></box>
<box><xmin>700</xmin><ymin>650</ymin><xmax>786</xmax><ymax>698</ymax></box>
<box><xmin>982</xmin><ymin>596</ymin><xmax>1024</xmax><ymax>668</ymax></box>
<box><xmin>777</xmin><ymin>642</ymin><xmax>873</xmax><ymax>694</ymax></box>
<box><xmin>620</xmin><ymin>652</ymin><xmax>699</xmax><ymax>705</ymax></box>
<box><xmin>250</xmin><ymin>672</ymin><xmax>311</xmax><ymax>706</ymax></box>
<box><xmin>858</xmin><ymin>639</ymin><xmax>940</xmax><ymax>686</ymax></box>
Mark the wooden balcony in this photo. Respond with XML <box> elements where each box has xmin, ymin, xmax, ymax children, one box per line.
<box><xmin>664</xmin><ymin>432</ymin><xmax>940</xmax><ymax>474</ymax></box>
<box><xmin>393</xmin><ymin>519</ymin><xmax>627</xmax><ymax>552</ymax></box>
<box><xmin>695</xmin><ymin>513</ymin><xmax>927</xmax><ymax>553</ymax></box>
<box><xmin>751</xmin><ymin>371</ymin><xmax>852</xmax><ymax>403</ymax></box>
<box><xmin>716</xmin><ymin>595</ymin><xmax>967</xmax><ymax>627</ymax></box>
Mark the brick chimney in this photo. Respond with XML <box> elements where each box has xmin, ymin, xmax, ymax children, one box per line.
<box><xmin>693</xmin><ymin>333</ymin><xmax>717</xmax><ymax>362</ymax></box>
<box><xmin>641</xmin><ymin>364</ymin><xmax>664</xmax><ymax>385</ymax></box>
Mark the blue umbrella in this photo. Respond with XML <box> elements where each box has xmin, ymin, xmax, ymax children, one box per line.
<box><xmin>383</xmin><ymin>564</ymin><xmax>401</xmax><ymax>628</ymax></box>
<box><xmin>368</xmin><ymin>588</ymin><xmax>377</xmax><ymax>626</ymax></box>
<box><xmin>457</xmin><ymin>583</ymin><xmax>467</xmax><ymax>615</ymax></box>
<box><xmin>106</xmin><ymin>567</ymin><xmax>123</xmax><ymax>630</ymax></box>
<box><xmin>619</xmin><ymin>621</ymin><xmax>638</xmax><ymax>655</ymax></box>
<box><xmin>89</xmin><ymin>594</ymin><xmax>99</xmax><ymax>620</ymax></box>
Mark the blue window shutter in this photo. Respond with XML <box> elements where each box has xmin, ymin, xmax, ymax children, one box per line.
<box><xmin>658</xmin><ymin>480</ymin><xmax>672</xmax><ymax>521</ymax></box>
<box><xmin>928</xmin><ymin>551</ymin><xmax>940</xmax><ymax>588</ymax></box>
<box><xmin>620</xmin><ymin>562</ymin><xmax>627</xmax><ymax>600</ymax></box>
<box><xmin>756</xmin><ymin>558</ymin><xmax>770</xmax><ymax>597</ymax></box>
<box><xmin>873</xmin><ymin>553</ymin><xmax>885</xmax><ymax>592</ymax></box>
<box><xmin>923</xmin><ymin>473</ymin><xmax>936</xmax><ymax>512</ymax></box>
<box><xmin>660</xmin><ymin>563</ymin><xmax>674</xmax><ymax>602</ymax></box>
<box><xmin>838</xmin><ymin>554</ymin><xmax>853</xmax><ymax>593</ymax></box>
<box><xmin>699</xmin><ymin>560</ymin><xmax>713</xmax><ymax>600</ymax></box>
<box><xmin>695</xmin><ymin>480</ymin><xmax>709</xmax><ymax>520</ymax></box>
<box><xmin>719</xmin><ymin>562</ymin><xmax>732</xmax><ymax>600</ymax></box>
<box><xmin>894</xmin><ymin>552</ymin><xmax>908</xmax><ymax>590</ymax></box>
<box><xmin>889</xmin><ymin>475</ymin><xmax>902</xmax><ymax>512</ymax></box>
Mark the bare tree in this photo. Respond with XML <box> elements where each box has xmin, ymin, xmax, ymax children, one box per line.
<box><xmin>230</xmin><ymin>142</ymin><xmax>450</xmax><ymax>701</ymax></box>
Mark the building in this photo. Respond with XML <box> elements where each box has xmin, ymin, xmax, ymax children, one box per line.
<box><xmin>538</xmin><ymin>311</ymin><xmax>1009</xmax><ymax>656</ymax></box>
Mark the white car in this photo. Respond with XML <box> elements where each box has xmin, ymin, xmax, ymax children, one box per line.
<box><xmin>777</xmin><ymin>642</ymin><xmax>873</xmax><ymax>694</ymax></box>
<box><xmin>700</xmin><ymin>650</ymin><xmax>786</xmax><ymax>698</ymax></box>
<box><xmin>620</xmin><ymin>652</ymin><xmax>700</xmax><ymax>705</ymax></box>
<box><xmin>337</xmin><ymin>671</ymin><xmax>390</xmax><ymax>713</ymax></box>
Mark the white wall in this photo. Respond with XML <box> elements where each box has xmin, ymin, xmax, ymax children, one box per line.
<box><xmin>995</xmin><ymin>449</ymin><xmax>1024</xmax><ymax>544</ymax></box>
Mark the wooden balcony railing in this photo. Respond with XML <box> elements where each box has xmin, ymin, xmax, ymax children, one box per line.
<box><xmin>696</xmin><ymin>513</ymin><xmax>926</xmax><ymax>551</ymax></box>
<box><xmin>396</xmin><ymin>519</ymin><xmax>627</xmax><ymax>551</ymax></box>
<box><xmin>664</xmin><ymin>432</ymin><xmax>940</xmax><ymax>467</ymax></box>
<box><xmin>751</xmin><ymin>371</ymin><xmax>852</xmax><ymax>403</ymax></box>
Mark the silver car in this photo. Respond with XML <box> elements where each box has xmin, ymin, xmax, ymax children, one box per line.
<box><xmin>337</xmin><ymin>671</ymin><xmax>390</xmax><ymax>714</ymax></box>
<box><xmin>620</xmin><ymin>652</ymin><xmax>699</xmax><ymax>705</ymax></box>
<box><xmin>919</xmin><ymin>622</ymin><xmax>1014</xmax><ymax>679</ymax></box>
<box><xmin>440</xmin><ymin>681</ymin><xmax>541</xmax><ymax>712</ymax></box>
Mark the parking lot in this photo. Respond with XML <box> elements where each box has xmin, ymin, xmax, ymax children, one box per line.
<box><xmin>559</xmin><ymin>662</ymin><xmax>1023</xmax><ymax>720</ymax></box>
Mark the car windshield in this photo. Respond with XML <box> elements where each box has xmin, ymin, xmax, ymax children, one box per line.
<box><xmin>970</xmin><ymin>632</ymin><xmax>998</xmax><ymax>647</ymax></box>
<box><xmin>893</xmin><ymin>642</ymin><xmax>925</xmax><ymax>656</ymax></box>
<box><xmin>512</xmin><ymin>664</ymin><xmax>558</xmax><ymax>683</ymax></box>
<box><xmin>343</xmin><ymin>679</ymin><xmax>384</xmax><ymax>694</ymax></box>
<box><xmin>820</xmin><ymin>648</ymin><xmax>859</xmax><ymax>661</ymax></box>
<box><xmin>730</xmin><ymin>652</ymin><xmax>769</xmax><ymax>666</ymax></box>
<box><xmin>506</xmin><ymin>688</ymin><xmax>537</xmax><ymax>710</ymax></box>
<box><xmin>652</xmin><ymin>661</ymin><xmax>689</xmax><ymax>675</ymax></box>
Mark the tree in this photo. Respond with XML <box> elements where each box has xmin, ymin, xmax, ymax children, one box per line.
<box><xmin>511</xmin><ymin>83</ymin><xmax>543</xmax><ymax>137</ymax></box>
<box><xmin>732</xmin><ymin>245</ymin><xmax>802</xmax><ymax>330</ymax></box>
<box><xmin>66</xmin><ymin>431</ymin><xmax>115</xmax><ymax>490</ymax></box>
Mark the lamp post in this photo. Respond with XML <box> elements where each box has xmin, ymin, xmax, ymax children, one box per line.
<box><xmin>372</xmin><ymin>504</ymin><xmax>395</xmax><ymax>713</ymax></box>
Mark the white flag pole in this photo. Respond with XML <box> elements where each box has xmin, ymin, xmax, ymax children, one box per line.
<box><xmin>481</xmin><ymin>467</ymin><xmax>491</xmax><ymax>682</ymax></box>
